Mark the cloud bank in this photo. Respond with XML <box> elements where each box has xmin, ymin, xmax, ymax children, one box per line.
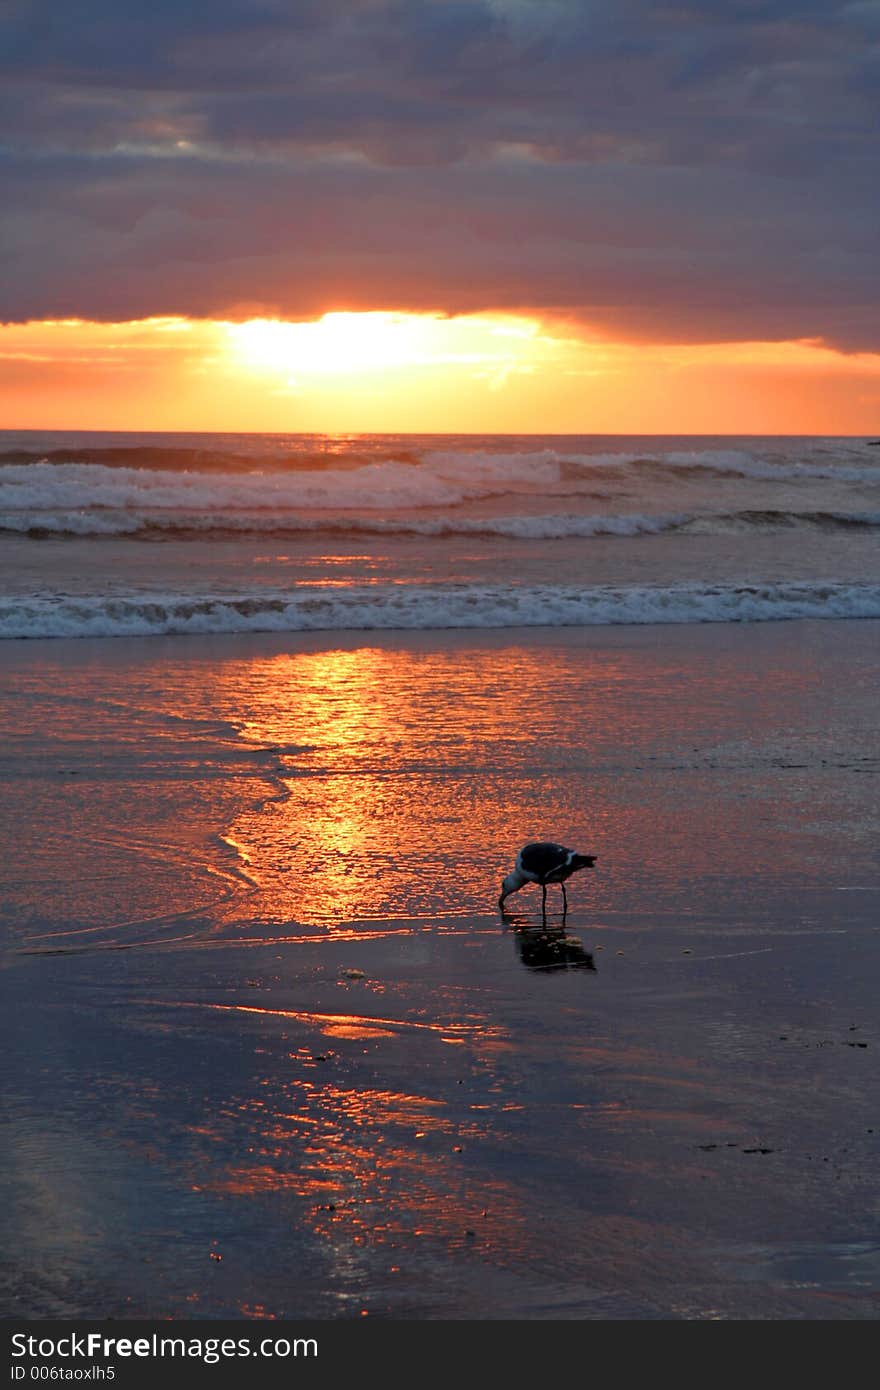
<box><xmin>2</xmin><ymin>0</ymin><xmax>878</xmax><ymax>347</ymax></box>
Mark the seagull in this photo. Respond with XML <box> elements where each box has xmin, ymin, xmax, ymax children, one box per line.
<box><xmin>499</xmin><ymin>841</ymin><xmax>597</xmax><ymax>915</ymax></box>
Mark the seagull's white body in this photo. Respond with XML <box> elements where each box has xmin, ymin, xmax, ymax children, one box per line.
<box><xmin>499</xmin><ymin>841</ymin><xmax>596</xmax><ymax>912</ymax></box>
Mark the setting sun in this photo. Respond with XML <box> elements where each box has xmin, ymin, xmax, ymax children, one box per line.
<box><xmin>228</xmin><ymin>312</ymin><xmax>442</xmax><ymax>378</ymax></box>
<box><xmin>225</xmin><ymin>310</ymin><xmax>554</xmax><ymax>385</ymax></box>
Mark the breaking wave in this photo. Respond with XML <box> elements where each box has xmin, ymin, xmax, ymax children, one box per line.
<box><xmin>2</xmin><ymin>500</ymin><xmax>879</xmax><ymax>541</ymax></box>
<box><xmin>0</xmin><ymin>456</ymin><xmax>563</xmax><ymax>516</ymax></box>
<box><xmin>3</xmin><ymin>580</ymin><xmax>879</xmax><ymax>640</ymax></box>
<box><xmin>2</xmin><ymin>441</ymin><xmax>879</xmax><ymax>541</ymax></box>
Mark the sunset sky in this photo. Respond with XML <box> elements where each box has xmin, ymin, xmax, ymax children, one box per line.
<box><xmin>2</xmin><ymin>0</ymin><xmax>879</xmax><ymax>433</ymax></box>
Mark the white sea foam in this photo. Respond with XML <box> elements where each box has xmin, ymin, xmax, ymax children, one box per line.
<box><xmin>3</xmin><ymin>581</ymin><xmax>878</xmax><ymax>640</ymax></box>
<box><xmin>3</xmin><ymin>445</ymin><xmax>879</xmax><ymax>540</ymax></box>
<box><xmin>0</xmin><ymin>455</ymin><xmax>562</xmax><ymax>517</ymax></box>
<box><xmin>648</xmin><ymin>450</ymin><xmax>880</xmax><ymax>484</ymax></box>
<box><xmin>429</xmin><ymin>446</ymin><xmax>880</xmax><ymax>484</ymax></box>
<box><xmin>0</xmin><ymin>506</ymin><xmax>690</xmax><ymax>539</ymax></box>
<box><xmin>4</xmin><ymin>498</ymin><xmax>879</xmax><ymax>540</ymax></box>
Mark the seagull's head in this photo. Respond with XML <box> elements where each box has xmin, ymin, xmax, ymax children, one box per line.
<box><xmin>572</xmin><ymin>853</ymin><xmax>597</xmax><ymax>872</ymax></box>
<box><xmin>499</xmin><ymin>870</ymin><xmax>523</xmax><ymax>908</ymax></box>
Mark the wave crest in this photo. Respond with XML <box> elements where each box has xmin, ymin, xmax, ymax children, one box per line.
<box><xmin>3</xmin><ymin>580</ymin><xmax>879</xmax><ymax>640</ymax></box>
<box><xmin>3</xmin><ymin>503</ymin><xmax>879</xmax><ymax>541</ymax></box>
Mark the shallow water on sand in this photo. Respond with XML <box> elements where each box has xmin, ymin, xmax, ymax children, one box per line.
<box><xmin>1</xmin><ymin>622</ymin><xmax>879</xmax><ymax>1318</ymax></box>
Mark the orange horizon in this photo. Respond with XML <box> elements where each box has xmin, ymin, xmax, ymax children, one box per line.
<box><xmin>2</xmin><ymin>312</ymin><xmax>879</xmax><ymax>435</ymax></box>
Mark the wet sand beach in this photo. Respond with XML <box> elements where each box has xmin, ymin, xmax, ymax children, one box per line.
<box><xmin>2</xmin><ymin>621</ymin><xmax>879</xmax><ymax>1319</ymax></box>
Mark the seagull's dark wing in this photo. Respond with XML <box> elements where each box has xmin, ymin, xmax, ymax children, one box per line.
<box><xmin>518</xmin><ymin>842</ymin><xmax>572</xmax><ymax>880</ymax></box>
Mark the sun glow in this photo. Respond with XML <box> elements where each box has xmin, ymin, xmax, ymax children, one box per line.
<box><xmin>224</xmin><ymin>311</ymin><xmax>559</xmax><ymax>390</ymax></box>
<box><xmin>228</xmin><ymin>312</ymin><xmax>459</xmax><ymax>378</ymax></box>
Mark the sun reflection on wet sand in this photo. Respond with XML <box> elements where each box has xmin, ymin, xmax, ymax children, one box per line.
<box><xmin>214</xmin><ymin>639</ymin><xmax>632</xmax><ymax>926</ymax></box>
<box><xmin>195</xmin><ymin>632</ymin><xmax>848</xmax><ymax>932</ymax></box>
<box><xmin>3</xmin><ymin>627</ymin><xmax>855</xmax><ymax>949</ymax></box>
<box><xmin>169</xmin><ymin>998</ymin><xmax>508</xmax><ymax>1043</ymax></box>
<box><xmin>187</xmin><ymin>1062</ymin><xmax>578</xmax><ymax>1287</ymax></box>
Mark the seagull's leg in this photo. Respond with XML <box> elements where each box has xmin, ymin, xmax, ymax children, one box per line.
<box><xmin>561</xmin><ymin>881</ymin><xmax>568</xmax><ymax>914</ymax></box>
<box><xmin>541</xmin><ymin>883</ymin><xmax>547</xmax><ymax>921</ymax></box>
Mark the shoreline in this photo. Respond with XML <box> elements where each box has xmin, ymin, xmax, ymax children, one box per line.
<box><xmin>2</xmin><ymin>619</ymin><xmax>879</xmax><ymax>1318</ymax></box>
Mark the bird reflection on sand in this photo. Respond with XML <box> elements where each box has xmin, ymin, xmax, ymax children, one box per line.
<box><xmin>501</xmin><ymin>909</ymin><xmax>597</xmax><ymax>973</ymax></box>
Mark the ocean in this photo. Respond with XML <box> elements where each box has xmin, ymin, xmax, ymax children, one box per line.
<box><xmin>2</xmin><ymin>431</ymin><xmax>880</xmax><ymax>1319</ymax></box>
<box><xmin>1</xmin><ymin>430</ymin><xmax>879</xmax><ymax>638</ymax></box>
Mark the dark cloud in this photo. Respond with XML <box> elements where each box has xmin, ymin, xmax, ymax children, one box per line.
<box><xmin>1</xmin><ymin>0</ymin><xmax>878</xmax><ymax>347</ymax></box>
